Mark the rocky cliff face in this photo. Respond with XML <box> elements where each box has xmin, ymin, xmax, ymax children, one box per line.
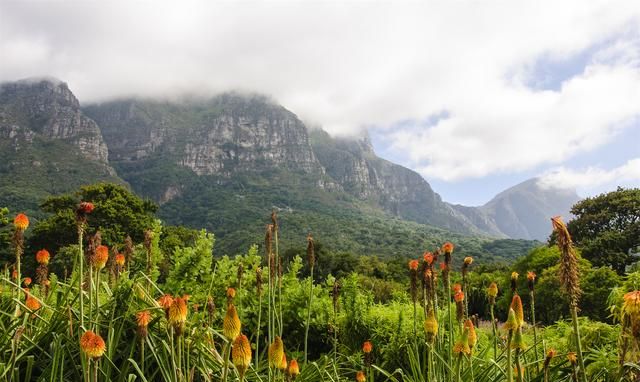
<box><xmin>0</xmin><ymin>78</ymin><xmax>110</xmax><ymax>163</ymax></box>
<box><xmin>310</xmin><ymin>129</ymin><xmax>485</xmax><ymax>235</ymax></box>
<box><xmin>84</xmin><ymin>94</ymin><xmax>327</xmax><ymax>179</ymax></box>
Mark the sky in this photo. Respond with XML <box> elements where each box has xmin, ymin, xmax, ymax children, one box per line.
<box><xmin>1</xmin><ymin>0</ymin><xmax>639</xmax><ymax>205</ymax></box>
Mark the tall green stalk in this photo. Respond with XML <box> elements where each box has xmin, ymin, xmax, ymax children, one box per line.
<box><xmin>78</xmin><ymin>226</ymin><xmax>85</xmax><ymax>330</ymax></box>
<box><xmin>530</xmin><ymin>290</ymin><xmax>540</xmax><ymax>373</ymax></box>
<box><xmin>515</xmin><ymin>348</ymin><xmax>523</xmax><ymax>382</ymax></box>
<box><xmin>506</xmin><ymin>329</ymin><xmax>513</xmax><ymax>382</ymax></box>
<box><xmin>490</xmin><ymin>304</ymin><xmax>497</xmax><ymax>360</ymax></box>
<box><xmin>304</xmin><ymin>265</ymin><xmax>314</xmax><ymax>364</ymax></box>
<box><xmin>570</xmin><ymin>303</ymin><xmax>587</xmax><ymax>382</ymax></box>
<box><xmin>445</xmin><ymin>274</ymin><xmax>453</xmax><ymax>382</ymax></box>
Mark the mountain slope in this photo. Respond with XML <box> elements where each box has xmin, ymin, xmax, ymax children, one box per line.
<box><xmin>0</xmin><ymin>78</ymin><xmax>121</xmax><ymax>214</ymax></box>
<box><xmin>452</xmin><ymin>178</ymin><xmax>580</xmax><ymax>241</ymax></box>
<box><xmin>309</xmin><ymin>129</ymin><xmax>489</xmax><ymax>235</ymax></box>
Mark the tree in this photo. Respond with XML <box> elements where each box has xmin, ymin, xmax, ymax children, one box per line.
<box><xmin>28</xmin><ymin>183</ymin><xmax>157</xmax><ymax>257</ymax></box>
<box><xmin>566</xmin><ymin>187</ymin><xmax>640</xmax><ymax>274</ymax></box>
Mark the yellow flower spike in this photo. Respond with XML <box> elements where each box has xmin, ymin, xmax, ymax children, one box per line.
<box><xmin>356</xmin><ymin>371</ymin><xmax>366</xmax><ymax>382</ymax></box>
<box><xmin>465</xmin><ymin>319</ymin><xmax>477</xmax><ymax>349</ymax></box>
<box><xmin>463</xmin><ymin>256</ymin><xmax>473</xmax><ymax>265</ymax></box>
<box><xmin>232</xmin><ymin>334</ymin><xmax>252</xmax><ymax>379</ymax></box>
<box><xmin>268</xmin><ymin>336</ymin><xmax>284</xmax><ymax>368</ymax></box>
<box><xmin>487</xmin><ymin>282</ymin><xmax>498</xmax><ymax>300</ymax></box>
<box><xmin>510</xmin><ymin>294</ymin><xmax>524</xmax><ymax>328</ymax></box>
<box><xmin>424</xmin><ymin>308</ymin><xmax>439</xmax><ymax>343</ymax></box>
<box><xmin>223</xmin><ymin>304</ymin><xmax>241</xmax><ymax>341</ymax></box>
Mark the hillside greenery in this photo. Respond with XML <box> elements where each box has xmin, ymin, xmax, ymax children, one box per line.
<box><xmin>0</xmin><ymin>184</ymin><xmax>639</xmax><ymax>381</ymax></box>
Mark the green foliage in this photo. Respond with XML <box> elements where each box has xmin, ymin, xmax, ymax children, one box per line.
<box><xmin>28</xmin><ymin>182</ymin><xmax>157</xmax><ymax>256</ymax></box>
<box><xmin>565</xmin><ymin>187</ymin><xmax>640</xmax><ymax>273</ymax></box>
<box><xmin>164</xmin><ymin>230</ymin><xmax>215</xmax><ymax>297</ymax></box>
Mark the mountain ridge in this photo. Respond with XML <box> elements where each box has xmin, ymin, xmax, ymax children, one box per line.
<box><xmin>0</xmin><ymin>77</ymin><xmax>579</xmax><ymax>246</ymax></box>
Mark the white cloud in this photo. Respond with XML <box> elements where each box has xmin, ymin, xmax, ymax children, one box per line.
<box><xmin>538</xmin><ymin>158</ymin><xmax>640</xmax><ymax>190</ymax></box>
<box><xmin>1</xmin><ymin>0</ymin><xmax>640</xmax><ymax>181</ymax></box>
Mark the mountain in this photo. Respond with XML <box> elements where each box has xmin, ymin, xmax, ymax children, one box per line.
<box><xmin>309</xmin><ymin>129</ymin><xmax>487</xmax><ymax>235</ymax></box>
<box><xmin>453</xmin><ymin>178</ymin><xmax>580</xmax><ymax>241</ymax></box>
<box><xmin>0</xmin><ymin>77</ymin><xmax>575</xmax><ymax>259</ymax></box>
<box><xmin>0</xmin><ymin>78</ymin><xmax>121</xmax><ymax>213</ymax></box>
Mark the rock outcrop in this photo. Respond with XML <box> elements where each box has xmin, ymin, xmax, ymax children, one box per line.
<box><xmin>0</xmin><ymin>78</ymin><xmax>110</xmax><ymax>163</ymax></box>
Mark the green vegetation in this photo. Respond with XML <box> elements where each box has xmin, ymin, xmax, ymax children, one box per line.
<box><xmin>1</xmin><ymin>184</ymin><xmax>639</xmax><ymax>381</ymax></box>
<box><xmin>0</xmin><ymin>137</ymin><xmax>122</xmax><ymax>218</ymax></box>
<box><xmin>564</xmin><ymin>187</ymin><xmax>640</xmax><ymax>273</ymax></box>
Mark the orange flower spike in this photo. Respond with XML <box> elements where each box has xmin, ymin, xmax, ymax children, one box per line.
<box><xmin>227</xmin><ymin>287</ymin><xmax>236</xmax><ymax>299</ymax></box>
<box><xmin>158</xmin><ymin>294</ymin><xmax>173</xmax><ymax>310</ymax></box>
<box><xmin>454</xmin><ymin>290</ymin><xmax>464</xmax><ymax>303</ymax></box>
<box><xmin>423</xmin><ymin>252</ymin><xmax>434</xmax><ymax>265</ymax></box>
<box><xmin>278</xmin><ymin>353</ymin><xmax>287</xmax><ymax>371</ymax></box>
<box><xmin>567</xmin><ymin>352</ymin><xmax>577</xmax><ymax>364</ymax></box>
<box><xmin>356</xmin><ymin>371</ymin><xmax>366</xmax><ymax>382</ymax></box>
<box><xmin>223</xmin><ymin>304</ymin><xmax>241</xmax><ymax>340</ymax></box>
<box><xmin>408</xmin><ymin>260</ymin><xmax>419</xmax><ymax>271</ymax></box>
<box><xmin>623</xmin><ymin>291</ymin><xmax>640</xmax><ymax>317</ymax></box>
<box><xmin>115</xmin><ymin>253</ymin><xmax>125</xmax><ymax>266</ymax></box>
<box><xmin>168</xmin><ymin>296</ymin><xmax>188</xmax><ymax>335</ymax></box>
<box><xmin>80</xmin><ymin>330</ymin><xmax>106</xmax><ymax>359</ymax></box>
<box><xmin>136</xmin><ymin>310</ymin><xmax>151</xmax><ymax>328</ymax></box>
<box><xmin>36</xmin><ymin>249</ymin><xmax>50</xmax><ymax>265</ymax></box>
<box><xmin>288</xmin><ymin>359</ymin><xmax>300</xmax><ymax>379</ymax></box>
<box><xmin>13</xmin><ymin>213</ymin><xmax>29</xmax><ymax>231</ymax></box>
<box><xmin>78</xmin><ymin>201</ymin><xmax>95</xmax><ymax>214</ymax></box>
<box><xmin>362</xmin><ymin>341</ymin><xmax>373</xmax><ymax>353</ymax></box>
<box><xmin>442</xmin><ymin>242</ymin><xmax>454</xmax><ymax>254</ymax></box>
<box><xmin>452</xmin><ymin>283</ymin><xmax>462</xmax><ymax>293</ymax></box>
<box><xmin>527</xmin><ymin>271</ymin><xmax>536</xmax><ymax>282</ymax></box>
<box><xmin>23</xmin><ymin>277</ymin><xmax>32</xmax><ymax>287</ymax></box>
<box><xmin>26</xmin><ymin>295</ymin><xmax>41</xmax><ymax>311</ymax></box>
<box><xmin>94</xmin><ymin>245</ymin><xmax>109</xmax><ymax>270</ymax></box>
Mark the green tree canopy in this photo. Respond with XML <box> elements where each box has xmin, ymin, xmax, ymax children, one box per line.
<box><xmin>28</xmin><ymin>183</ymin><xmax>158</xmax><ymax>255</ymax></box>
<box><xmin>566</xmin><ymin>187</ymin><xmax>640</xmax><ymax>273</ymax></box>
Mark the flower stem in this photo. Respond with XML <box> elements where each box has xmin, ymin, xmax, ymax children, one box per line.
<box><xmin>530</xmin><ymin>290</ymin><xmax>540</xmax><ymax>373</ymax></box>
<box><xmin>304</xmin><ymin>265</ymin><xmax>314</xmax><ymax>364</ymax></box>
<box><xmin>78</xmin><ymin>226</ymin><xmax>85</xmax><ymax>330</ymax></box>
<box><xmin>570</xmin><ymin>302</ymin><xmax>587</xmax><ymax>382</ymax></box>
<box><xmin>445</xmin><ymin>274</ymin><xmax>453</xmax><ymax>382</ymax></box>
<box><xmin>506</xmin><ymin>329</ymin><xmax>513</xmax><ymax>382</ymax></box>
